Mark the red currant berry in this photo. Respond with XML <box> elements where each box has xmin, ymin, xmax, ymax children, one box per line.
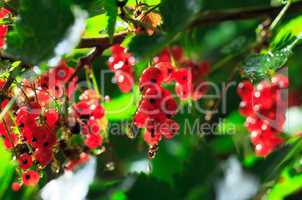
<box><xmin>115</xmin><ymin>70</ymin><xmax>133</xmax><ymax>93</ymax></box>
<box><xmin>92</xmin><ymin>105</ymin><xmax>105</xmax><ymax>119</ymax></box>
<box><xmin>18</xmin><ymin>153</ymin><xmax>33</xmax><ymax>170</ymax></box>
<box><xmin>11</xmin><ymin>182</ymin><xmax>21</xmax><ymax>191</ymax></box>
<box><xmin>133</xmin><ymin>112</ymin><xmax>148</xmax><ymax>128</ymax></box>
<box><xmin>154</xmin><ymin>62</ymin><xmax>175</xmax><ymax>82</ymax></box>
<box><xmin>255</xmin><ymin>143</ymin><xmax>272</xmax><ymax>157</ymax></box>
<box><xmin>144</xmin><ymin>131</ymin><xmax>161</xmax><ymax>145</ymax></box>
<box><xmin>237</xmin><ymin>81</ymin><xmax>254</xmax><ymax>100</ymax></box>
<box><xmin>271</xmin><ymin>74</ymin><xmax>288</xmax><ymax>89</ymax></box>
<box><xmin>139</xmin><ymin>67</ymin><xmax>163</xmax><ymax>91</ymax></box>
<box><xmin>34</xmin><ymin>148</ymin><xmax>53</xmax><ymax>166</ymax></box>
<box><xmin>45</xmin><ymin>109</ymin><xmax>59</xmax><ymax>127</ymax></box>
<box><xmin>160</xmin><ymin>119</ymin><xmax>179</xmax><ymax>139</ymax></box>
<box><xmin>84</xmin><ymin>134</ymin><xmax>103</xmax><ymax>149</ymax></box>
<box><xmin>22</xmin><ymin>170</ymin><xmax>40</xmax><ymax>186</ymax></box>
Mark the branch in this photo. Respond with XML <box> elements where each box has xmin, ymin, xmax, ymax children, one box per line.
<box><xmin>78</xmin><ymin>32</ymin><xmax>128</xmax><ymax>49</ymax></box>
<box><xmin>78</xmin><ymin>1</ymin><xmax>302</xmax><ymax>49</ymax></box>
<box><xmin>190</xmin><ymin>1</ymin><xmax>302</xmax><ymax>27</ymax></box>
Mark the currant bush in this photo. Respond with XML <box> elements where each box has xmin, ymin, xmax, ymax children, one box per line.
<box><xmin>0</xmin><ymin>0</ymin><xmax>300</xmax><ymax>198</ymax></box>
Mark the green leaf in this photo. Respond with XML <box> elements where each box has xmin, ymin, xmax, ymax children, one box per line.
<box><xmin>103</xmin><ymin>87</ymin><xmax>140</xmax><ymax>121</ymax></box>
<box><xmin>5</xmin><ymin>0</ymin><xmax>76</xmax><ymax>65</ymax></box>
<box><xmin>126</xmin><ymin>174</ymin><xmax>177</xmax><ymax>200</ymax></box>
<box><xmin>241</xmin><ymin>48</ymin><xmax>292</xmax><ymax>81</ymax></box>
<box><xmin>256</xmin><ymin>15</ymin><xmax>302</xmax><ymax>79</ymax></box>
<box><xmin>128</xmin><ymin>34</ymin><xmax>171</xmax><ymax>59</ymax></box>
<box><xmin>272</xmin><ymin>15</ymin><xmax>302</xmax><ymax>49</ymax></box>
<box><xmin>248</xmin><ymin>139</ymin><xmax>302</xmax><ymax>183</ymax></box>
<box><xmin>173</xmin><ymin>142</ymin><xmax>220</xmax><ymax>198</ymax></box>
<box><xmin>159</xmin><ymin>0</ymin><xmax>201</xmax><ymax>33</ymax></box>
<box><xmin>267</xmin><ymin>169</ymin><xmax>302</xmax><ymax>200</ymax></box>
<box><xmin>0</xmin><ymin>141</ymin><xmax>15</xmax><ymax>199</ymax></box>
<box><xmin>104</xmin><ymin>0</ymin><xmax>118</xmax><ymax>40</ymax></box>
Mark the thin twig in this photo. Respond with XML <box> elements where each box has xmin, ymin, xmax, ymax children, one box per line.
<box><xmin>78</xmin><ymin>32</ymin><xmax>128</xmax><ymax>49</ymax></box>
<box><xmin>190</xmin><ymin>1</ymin><xmax>302</xmax><ymax>27</ymax></box>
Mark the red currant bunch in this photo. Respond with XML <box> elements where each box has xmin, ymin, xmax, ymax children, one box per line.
<box><xmin>154</xmin><ymin>46</ymin><xmax>210</xmax><ymax>101</ymax></box>
<box><xmin>0</xmin><ymin>61</ymin><xmax>106</xmax><ymax>190</ymax></box>
<box><xmin>173</xmin><ymin>60</ymin><xmax>210</xmax><ymax>101</ymax></box>
<box><xmin>153</xmin><ymin>46</ymin><xmax>185</xmax><ymax>64</ymax></box>
<box><xmin>0</xmin><ymin>8</ymin><xmax>10</xmax><ymax>48</ymax></box>
<box><xmin>72</xmin><ymin>89</ymin><xmax>105</xmax><ymax>149</ymax></box>
<box><xmin>108</xmin><ymin>44</ymin><xmax>135</xmax><ymax>93</ymax></box>
<box><xmin>237</xmin><ymin>74</ymin><xmax>288</xmax><ymax>157</ymax></box>
<box><xmin>134</xmin><ymin>62</ymin><xmax>179</xmax><ymax>146</ymax></box>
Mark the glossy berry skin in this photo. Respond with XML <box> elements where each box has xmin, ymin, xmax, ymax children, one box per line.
<box><xmin>237</xmin><ymin>81</ymin><xmax>254</xmax><ymax>100</ymax></box>
<box><xmin>139</xmin><ymin>67</ymin><xmax>163</xmax><ymax>91</ymax></box>
<box><xmin>11</xmin><ymin>182</ymin><xmax>21</xmax><ymax>192</ymax></box>
<box><xmin>237</xmin><ymin>75</ymin><xmax>288</xmax><ymax>157</ymax></box>
<box><xmin>160</xmin><ymin>119</ymin><xmax>179</xmax><ymax>139</ymax></box>
<box><xmin>84</xmin><ymin>133</ymin><xmax>103</xmax><ymax>149</ymax></box>
<box><xmin>173</xmin><ymin>68</ymin><xmax>191</xmax><ymax>85</ymax></box>
<box><xmin>154</xmin><ymin>62</ymin><xmax>175</xmax><ymax>83</ymax></box>
<box><xmin>45</xmin><ymin>109</ymin><xmax>59</xmax><ymax>127</ymax></box>
<box><xmin>108</xmin><ymin>44</ymin><xmax>135</xmax><ymax>93</ymax></box>
<box><xmin>0</xmin><ymin>8</ymin><xmax>10</xmax><ymax>48</ymax></box>
<box><xmin>18</xmin><ymin>153</ymin><xmax>33</xmax><ymax>170</ymax></box>
<box><xmin>271</xmin><ymin>74</ymin><xmax>289</xmax><ymax>89</ymax></box>
<box><xmin>92</xmin><ymin>105</ymin><xmax>105</xmax><ymax>119</ymax></box>
<box><xmin>22</xmin><ymin>170</ymin><xmax>40</xmax><ymax>186</ymax></box>
<box><xmin>34</xmin><ymin>149</ymin><xmax>53</xmax><ymax>166</ymax></box>
<box><xmin>133</xmin><ymin>112</ymin><xmax>148</xmax><ymax>128</ymax></box>
<box><xmin>144</xmin><ymin>131</ymin><xmax>161</xmax><ymax>145</ymax></box>
<box><xmin>115</xmin><ymin>70</ymin><xmax>133</xmax><ymax>93</ymax></box>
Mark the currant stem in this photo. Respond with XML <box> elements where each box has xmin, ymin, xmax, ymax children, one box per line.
<box><xmin>269</xmin><ymin>0</ymin><xmax>292</xmax><ymax>30</ymax></box>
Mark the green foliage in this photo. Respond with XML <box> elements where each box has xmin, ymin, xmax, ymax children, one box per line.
<box><xmin>159</xmin><ymin>0</ymin><xmax>201</xmax><ymax>33</ymax></box>
<box><xmin>241</xmin><ymin>48</ymin><xmax>292</xmax><ymax>81</ymax></box>
<box><xmin>5</xmin><ymin>0</ymin><xmax>76</xmax><ymax>65</ymax></box>
<box><xmin>128</xmin><ymin>34</ymin><xmax>171</xmax><ymax>59</ymax></box>
<box><xmin>104</xmin><ymin>0</ymin><xmax>118</xmax><ymax>40</ymax></box>
<box><xmin>126</xmin><ymin>174</ymin><xmax>177</xmax><ymax>200</ymax></box>
<box><xmin>0</xmin><ymin>141</ymin><xmax>14</xmax><ymax>199</ymax></box>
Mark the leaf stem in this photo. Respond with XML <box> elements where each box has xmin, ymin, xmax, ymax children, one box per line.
<box><xmin>269</xmin><ymin>0</ymin><xmax>292</xmax><ymax>30</ymax></box>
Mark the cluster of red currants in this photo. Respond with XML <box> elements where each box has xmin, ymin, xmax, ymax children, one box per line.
<box><xmin>108</xmin><ymin>44</ymin><xmax>135</xmax><ymax>93</ymax></box>
<box><xmin>133</xmin><ymin>46</ymin><xmax>211</xmax><ymax>147</ymax></box>
<box><xmin>154</xmin><ymin>47</ymin><xmax>210</xmax><ymax>100</ymax></box>
<box><xmin>237</xmin><ymin>74</ymin><xmax>288</xmax><ymax>157</ymax></box>
<box><xmin>0</xmin><ymin>61</ymin><xmax>105</xmax><ymax>190</ymax></box>
<box><xmin>135</xmin><ymin>63</ymin><xmax>179</xmax><ymax>145</ymax></box>
<box><xmin>0</xmin><ymin>8</ymin><xmax>10</xmax><ymax>48</ymax></box>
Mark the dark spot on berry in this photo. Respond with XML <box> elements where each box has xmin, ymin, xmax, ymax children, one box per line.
<box><xmin>150</xmin><ymin>79</ymin><xmax>157</xmax><ymax>83</ymax></box>
<box><xmin>150</xmin><ymin>129</ymin><xmax>155</xmax><ymax>137</ymax></box>
<box><xmin>149</xmin><ymin>99</ymin><xmax>156</xmax><ymax>104</ymax></box>
<box><xmin>166</xmin><ymin>114</ymin><xmax>172</xmax><ymax>118</ymax></box>
<box><xmin>43</xmin><ymin>142</ymin><xmax>49</xmax><ymax>147</ymax></box>
<box><xmin>80</xmin><ymin>114</ymin><xmax>90</xmax><ymax>121</ymax></box>
<box><xmin>22</xmin><ymin>159</ymin><xmax>28</xmax><ymax>165</ymax></box>
<box><xmin>25</xmin><ymin>174</ymin><xmax>30</xmax><ymax>180</ymax></box>
<box><xmin>168</xmin><ymin>69</ymin><xmax>172</xmax><ymax>74</ymax></box>
<box><xmin>32</xmin><ymin>137</ymin><xmax>37</xmax><ymax>142</ymax></box>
